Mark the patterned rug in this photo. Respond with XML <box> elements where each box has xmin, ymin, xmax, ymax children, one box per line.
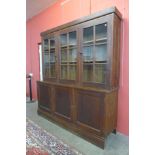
<box><xmin>26</xmin><ymin>118</ymin><xmax>83</xmax><ymax>155</ymax></box>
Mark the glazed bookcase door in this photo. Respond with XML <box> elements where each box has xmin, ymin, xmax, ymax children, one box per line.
<box><xmin>49</xmin><ymin>36</ymin><xmax>57</xmax><ymax>78</ymax></box>
<box><xmin>42</xmin><ymin>37</ymin><xmax>50</xmax><ymax>79</ymax></box>
<box><xmin>59</xmin><ymin>27</ymin><xmax>79</xmax><ymax>82</ymax></box>
<box><xmin>80</xmin><ymin>15</ymin><xmax>112</xmax><ymax>88</ymax></box>
<box><xmin>42</xmin><ymin>34</ymin><xmax>57</xmax><ymax>81</ymax></box>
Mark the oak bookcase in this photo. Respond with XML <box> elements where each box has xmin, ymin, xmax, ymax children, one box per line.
<box><xmin>37</xmin><ymin>6</ymin><xmax>121</xmax><ymax>149</ymax></box>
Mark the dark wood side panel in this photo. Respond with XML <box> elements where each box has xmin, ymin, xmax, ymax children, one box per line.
<box><xmin>76</xmin><ymin>89</ymin><xmax>104</xmax><ymax>132</ymax></box>
<box><xmin>111</xmin><ymin>14</ymin><xmax>121</xmax><ymax>88</ymax></box>
<box><xmin>37</xmin><ymin>82</ymin><xmax>52</xmax><ymax>113</ymax></box>
<box><xmin>54</xmin><ymin>86</ymin><xmax>72</xmax><ymax>120</ymax></box>
<box><xmin>103</xmin><ymin>91</ymin><xmax>118</xmax><ymax>135</ymax></box>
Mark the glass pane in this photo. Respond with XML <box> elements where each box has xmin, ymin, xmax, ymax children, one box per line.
<box><xmin>44</xmin><ymin>39</ymin><xmax>49</xmax><ymax>50</ymax></box>
<box><xmin>95</xmin><ymin>44</ymin><xmax>107</xmax><ymax>62</ymax></box>
<box><xmin>69</xmin><ymin>65</ymin><xmax>76</xmax><ymax>80</ymax></box>
<box><xmin>61</xmin><ymin>65</ymin><xmax>67</xmax><ymax>79</ymax></box>
<box><xmin>50</xmin><ymin>38</ymin><xmax>55</xmax><ymax>48</ymax></box>
<box><xmin>83</xmin><ymin>46</ymin><xmax>93</xmax><ymax>62</ymax></box>
<box><xmin>50</xmin><ymin>53</ymin><xmax>55</xmax><ymax>63</ymax></box>
<box><xmin>69</xmin><ymin>48</ymin><xmax>76</xmax><ymax>62</ymax></box>
<box><xmin>50</xmin><ymin>64</ymin><xmax>56</xmax><ymax>77</ymax></box>
<box><xmin>44</xmin><ymin>39</ymin><xmax>48</xmax><ymax>44</ymax></box>
<box><xmin>95</xmin><ymin>23</ymin><xmax>107</xmax><ymax>41</ymax></box>
<box><xmin>44</xmin><ymin>66</ymin><xmax>49</xmax><ymax>77</ymax></box>
<box><xmin>69</xmin><ymin>31</ymin><xmax>76</xmax><ymax>46</ymax></box>
<box><xmin>61</xmin><ymin>47</ymin><xmax>67</xmax><ymax>62</ymax></box>
<box><xmin>43</xmin><ymin>53</ymin><xmax>49</xmax><ymax>64</ymax></box>
<box><xmin>95</xmin><ymin>64</ymin><xmax>105</xmax><ymax>83</ymax></box>
<box><xmin>83</xmin><ymin>26</ymin><xmax>93</xmax><ymax>43</ymax></box>
<box><xmin>83</xmin><ymin>63</ymin><xmax>93</xmax><ymax>81</ymax></box>
<box><xmin>60</xmin><ymin>33</ymin><xmax>67</xmax><ymax>46</ymax></box>
<box><xmin>50</xmin><ymin>50</ymin><xmax>55</xmax><ymax>63</ymax></box>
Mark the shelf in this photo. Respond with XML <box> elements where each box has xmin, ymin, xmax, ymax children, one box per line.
<box><xmin>61</xmin><ymin>62</ymin><xmax>68</xmax><ymax>64</ymax></box>
<box><xmin>50</xmin><ymin>47</ymin><xmax>55</xmax><ymax>49</ymax></box>
<box><xmin>44</xmin><ymin>49</ymin><xmax>49</xmax><ymax>51</ymax></box>
<box><xmin>95</xmin><ymin>42</ymin><xmax>107</xmax><ymax>46</ymax></box>
<box><xmin>61</xmin><ymin>45</ymin><xmax>77</xmax><ymax>48</ymax></box>
<box><xmin>68</xmin><ymin>45</ymin><xmax>77</xmax><ymax>49</ymax></box>
<box><xmin>83</xmin><ymin>40</ymin><xmax>94</xmax><ymax>44</ymax></box>
<box><xmin>61</xmin><ymin>45</ymin><xmax>67</xmax><ymax>48</ymax></box>
<box><xmin>83</xmin><ymin>41</ymin><xmax>107</xmax><ymax>47</ymax></box>
<box><xmin>83</xmin><ymin>61</ymin><xmax>93</xmax><ymax>63</ymax></box>
<box><xmin>69</xmin><ymin>62</ymin><xmax>77</xmax><ymax>64</ymax></box>
<box><xmin>95</xmin><ymin>37</ymin><xmax>107</xmax><ymax>42</ymax></box>
<box><xmin>69</xmin><ymin>46</ymin><xmax>76</xmax><ymax>49</ymax></box>
<box><xmin>95</xmin><ymin>61</ymin><xmax>107</xmax><ymax>64</ymax></box>
<box><xmin>83</xmin><ymin>44</ymin><xmax>94</xmax><ymax>47</ymax></box>
<box><xmin>69</xmin><ymin>59</ymin><xmax>77</xmax><ymax>62</ymax></box>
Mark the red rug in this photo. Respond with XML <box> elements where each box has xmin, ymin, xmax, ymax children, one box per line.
<box><xmin>26</xmin><ymin>118</ymin><xmax>83</xmax><ymax>155</ymax></box>
<box><xmin>27</xmin><ymin>147</ymin><xmax>49</xmax><ymax>155</ymax></box>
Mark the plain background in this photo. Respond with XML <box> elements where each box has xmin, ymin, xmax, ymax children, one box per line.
<box><xmin>0</xmin><ymin>0</ymin><xmax>155</xmax><ymax>154</ymax></box>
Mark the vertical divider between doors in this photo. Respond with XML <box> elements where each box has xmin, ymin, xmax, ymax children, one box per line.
<box><xmin>93</xmin><ymin>25</ymin><xmax>96</xmax><ymax>82</ymax></box>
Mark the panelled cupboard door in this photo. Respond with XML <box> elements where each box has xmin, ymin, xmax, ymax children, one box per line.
<box><xmin>37</xmin><ymin>83</ymin><xmax>52</xmax><ymax>113</ymax></box>
<box><xmin>58</xmin><ymin>26</ymin><xmax>80</xmax><ymax>84</ymax></box>
<box><xmin>79</xmin><ymin>14</ymin><xmax>113</xmax><ymax>89</ymax></box>
<box><xmin>54</xmin><ymin>86</ymin><xmax>72</xmax><ymax>121</ymax></box>
<box><xmin>42</xmin><ymin>32</ymin><xmax>58</xmax><ymax>82</ymax></box>
<box><xmin>75</xmin><ymin>89</ymin><xmax>104</xmax><ymax>134</ymax></box>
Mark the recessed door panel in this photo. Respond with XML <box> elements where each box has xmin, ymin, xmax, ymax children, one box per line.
<box><xmin>55</xmin><ymin>87</ymin><xmax>71</xmax><ymax>119</ymax></box>
<box><xmin>37</xmin><ymin>83</ymin><xmax>52</xmax><ymax>112</ymax></box>
<box><xmin>76</xmin><ymin>90</ymin><xmax>104</xmax><ymax>130</ymax></box>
